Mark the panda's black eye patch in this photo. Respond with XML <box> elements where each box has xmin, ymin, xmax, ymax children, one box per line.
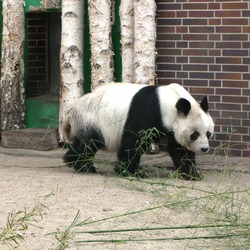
<box><xmin>190</xmin><ymin>131</ymin><xmax>200</xmax><ymax>141</ymax></box>
<box><xmin>206</xmin><ymin>131</ymin><xmax>212</xmax><ymax>139</ymax></box>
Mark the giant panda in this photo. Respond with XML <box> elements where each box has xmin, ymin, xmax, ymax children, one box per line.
<box><xmin>63</xmin><ymin>83</ymin><xmax>214</xmax><ymax>180</ymax></box>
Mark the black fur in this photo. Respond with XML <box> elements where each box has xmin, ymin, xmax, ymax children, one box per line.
<box><xmin>115</xmin><ymin>86</ymin><xmax>202</xmax><ymax>180</ymax></box>
<box><xmin>166</xmin><ymin>133</ymin><xmax>202</xmax><ymax>180</ymax></box>
<box><xmin>175</xmin><ymin>98</ymin><xmax>191</xmax><ymax>116</ymax></box>
<box><xmin>63</xmin><ymin>128</ymin><xmax>105</xmax><ymax>173</ymax></box>
<box><xmin>115</xmin><ymin>86</ymin><xmax>166</xmax><ymax>176</ymax></box>
<box><xmin>64</xmin><ymin>85</ymin><xmax>203</xmax><ymax>180</ymax></box>
<box><xmin>200</xmin><ymin>96</ymin><xmax>208</xmax><ymax>113</ymax></box>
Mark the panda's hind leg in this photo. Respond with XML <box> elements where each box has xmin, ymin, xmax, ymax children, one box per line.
<box><xmin>63</xmin><ymin>129</ymin><xmax>105</xmax><ymax>173</ymax></box>
<box><xmin>167</xmin><ymin>134</ymin><xmax>203</xmax><ymax>180</ymax></box>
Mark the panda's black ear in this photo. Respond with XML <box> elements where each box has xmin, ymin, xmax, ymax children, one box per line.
<box><xmin>176</xmin><ymin>98</ymin><xmax>191</xmax><ymax>116</ymax></box>
<box><xmin>200</xmin><ymin>96</ymin><xmax>209</xmax><ymax>113</ymax></box>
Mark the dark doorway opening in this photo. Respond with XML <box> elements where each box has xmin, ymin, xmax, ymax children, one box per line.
<box><xmin>25</xmin><ymin>12</ymin><xmax>61</xmax><ymax>128</ymax></box>
<box><xmin>26</xmin><ymin>12</ymin><xmax>61</xmax><ymax>97</ymax></box>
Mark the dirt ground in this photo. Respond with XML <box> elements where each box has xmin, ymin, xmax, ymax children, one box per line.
<box><xmin>0</xmin><ymin>148</ymin><xmax>249</xmax><ymax>250</ymax></box>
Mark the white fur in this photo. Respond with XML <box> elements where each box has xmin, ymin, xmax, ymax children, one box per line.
<box><xmin>97</xmin><ymin>83</ymin><xmax>145</xmax><ymax>151</ymax></box>
<box><xmin>167</xmin><ymin>85</ymin><xmax>214</xmax><ymax>152</ymax></box>
<box><xmin>63</xmin><ymin>82</ymin><xmax>214</xmax><ymax>153</ymax></box>
<box><xmin>176</xmin><ymin>108</ymin><xmax>214</xmax><ymax>152</ymax></box>
<box><xmin>157</xmin><ymin>83</ymin><xmax>197</xmax><ymax>131</ymax></box>
<box><xmin>64</xmin><ymin>83</ymin><xmax>145</xmax><ymax>151</ymax></box>
<box><xmin>157</xmin><ymin>83</ymin><xmax>214</xmax><ymax>153</ymax></box>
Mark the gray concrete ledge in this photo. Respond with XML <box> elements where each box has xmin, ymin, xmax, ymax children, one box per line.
<box><xmin>1</xmin><ymin>128</ymin><xmax>59</xmax><ymax>151</ymax></box>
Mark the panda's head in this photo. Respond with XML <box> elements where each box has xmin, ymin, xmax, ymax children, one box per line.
<box><xmin>173</xmin><ymin>96</ymin><xmax>214</xmax><ymax>153</ymax></box>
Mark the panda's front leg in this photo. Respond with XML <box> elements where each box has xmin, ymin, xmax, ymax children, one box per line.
<box><xmin>177</xmin><ymin>148</ymin><xmax>203</xmax><ymax>180</ymax></box>
<box><xmin>167</xmin><ymin>134</ymin><xmax>203</xmax><ymax>180</ymax></box>
<box><xmin>115</xmin><ymin>132</ymin><xmax>144</xmax><ymax>177</ymax></box>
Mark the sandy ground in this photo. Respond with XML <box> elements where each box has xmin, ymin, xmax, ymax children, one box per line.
<box><xmin>0</xmin><ymin>148</ymin><xmax>249</xmax><ymax>250</ymax></box>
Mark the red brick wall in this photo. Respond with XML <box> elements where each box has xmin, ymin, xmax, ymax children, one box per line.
<box><xmin>156</xmin><ymin>0</ymin><xmax>250</xmax><ymax>157</ymax></box>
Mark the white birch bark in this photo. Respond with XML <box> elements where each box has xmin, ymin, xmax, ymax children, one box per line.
<box><xmin>0</xmin><ymin>0</ymin><xmax>25</xmax><ymax>130</ymax></box>
<box><xmin>59</xmin><ymin>0</ymin><xmax>84</xmax><ymax>142</ymax></box>
<box><xmin>42</xmin><ymin>0</ymin><xmax>61</xmax><ymax>9</ymax></box>
<box><xmin>88</xmin><ymin>0</ymin><xmax>114</xmax><ymax>89</ymax></box>
<box><xmin>134</xmin><ymin>0</ymin><xmax>156</xmax><ymax>85</ymax></box>
<box><xmin>119</xmin><ymin>0</ymin><xmax>134</xmax><ymax>83</ymax></box>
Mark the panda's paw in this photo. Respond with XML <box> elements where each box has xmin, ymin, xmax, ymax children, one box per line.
<box><xmin>76</xmin><ymin>166</ymin><xmax>97</xmax><ymax>173</ymax></box>
<box><xmin>179</xmin><ymin>171</ymin><xmax>203</xmax><ymax>181</ymax></box>
<box><xmin>114</xmin><ymin>166</ymin><xmax>145</xmax><ymax>178</ymax></box>
<box><xmin>72</xmin><ymin>163</ymin><xmax>97</xmax><ymax>173</ymax></box>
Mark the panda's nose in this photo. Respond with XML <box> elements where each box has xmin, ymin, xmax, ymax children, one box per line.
<box><xmin>201</xmin><ymin>147</ymin><xmax>209</xmax><ymax>153</ymax></box>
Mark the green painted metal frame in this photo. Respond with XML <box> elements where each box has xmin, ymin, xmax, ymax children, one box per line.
<box><xmin>0</xmin><ymin>1</ymin><xmax>2</xmax><ymax>61</ymax></box>
<box><xmin>24</xmin><ymin>0</ymin><xmax>62</xmax><ymax>12</ymax></box>
<box><xmin>112</xmin><ymin>0</ymin><xmax>122</xmax><ymax>83</ymax></box>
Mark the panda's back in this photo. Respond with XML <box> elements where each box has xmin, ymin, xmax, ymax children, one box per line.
<box><xmin>98</xmin><ymin>83</ymin><xmax>146</xmax><ymax>151</ymax></box>
<box><xmin>99</xmin><ymin>83</ymin><xmax>192</xmax><ymax>151</ymax></box>
<box><xmin>68</xmin><ymin>83</ymin><xmax>145</xmax><ymax>150</ymax></box>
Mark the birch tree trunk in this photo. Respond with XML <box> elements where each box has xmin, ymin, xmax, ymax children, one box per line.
<box><xmin>88</xmin><ymin>0</ymin><xmax>114</xmax><ymax>89</ymax></box>
<box><xmin>119</xmin><ymin>0</ymin><xmax>134</xmax><ymax>83</ymax></box>
<box><xmin>0</xmin><ymin>0</ymin><xmax>25</xmax><ymax>130</ymax></box>
<box><xmin>42</xmin><ymin>0</ymin><xmax>61</xmax><ymax>9</ymax></box>
<box><xmin>59</xmin><ymin>0</ymin><xmax>84</xmax><ymax>142</ymax></box>
<box><xmin>134</xmin><ymin>0</ymin><xmax>156</xmax><ymax>85</ymax></box>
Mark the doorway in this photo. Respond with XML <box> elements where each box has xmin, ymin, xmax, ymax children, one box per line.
<box><xmin>25</xmin><ymin>12</ymin><xmax>61</xmax><ymax>128</ymax></box>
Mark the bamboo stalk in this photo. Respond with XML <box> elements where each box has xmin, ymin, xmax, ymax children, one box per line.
<box><xmin>81</xmin><ymin>187</ymin><xmax>250</xmax><ymax>226</ymax></box>
<box><xmin>76</xmin><ymin>223</ymin><xmax>250</xmax><ymax>234</ymax></box>
<box><xmin>74</xmin><ymin>232</ymin><xmax>249</xmax><ymax>244</ymax></box>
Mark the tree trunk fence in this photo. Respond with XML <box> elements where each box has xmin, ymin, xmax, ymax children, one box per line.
<box><xmin>0</xmin><ymin>0</ymin><xmax>156</xmax><ymax>141</ymax></box>
<box><xmin>0</xmin><ymin>0</ymin><xmax>25</xmax><ymax>131</ymax></box>
<box><xmin>59</xmin><ymin>0</ymin><xmax>84</xmax><ymax>142</ymax></box>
